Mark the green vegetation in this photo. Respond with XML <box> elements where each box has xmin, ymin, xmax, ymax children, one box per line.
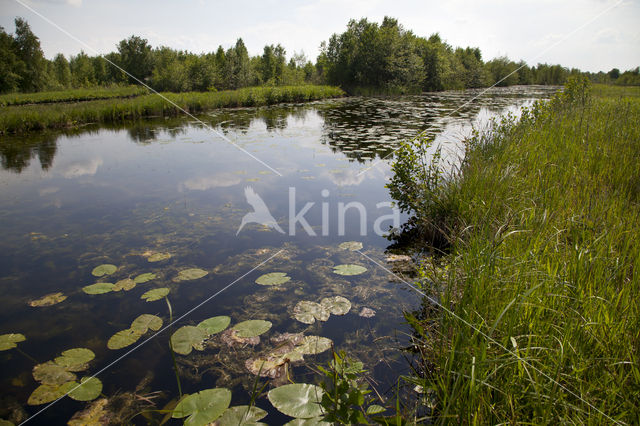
<box><xmin>0</xmin><ymin>85</ymin><xmax>345</xmax><ymax>133</ymax></box>
<box><xmin>0</xmin><ymin>85</ymin><xmax>147</xmax><ymax>106</ymax></box>
<box><xmin>389</xmin><ymin>79</ymin><xmax>640</xmax><ymax>422</ymax></box>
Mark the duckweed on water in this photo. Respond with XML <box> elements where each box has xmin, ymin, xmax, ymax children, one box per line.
<box><xmin>0</xmin><ymin>333</ymin><xmax>26</xmax><ymax>351</ymax></box>
<box><xmin>28</xmin><ymin>292</ymin><xmax>67</xmax><ymax>307</ymax></box>
<box><xmin>255</xmin><ymin>272</ymin><xmax>291</xmax><ymax>286</ymax></box>
<box><xmin>332</xmin><ymin>264</ymin><xmax>367</xmax><ymax>276</ymax></box>
<box><xmin>140</xmin><ymin>287</ymin><xmax>170</xmax><ymax>302</ymax></box>
<box><xmin>171</xmin><ymin>388</ymin><xmax>231</xmax><ymax>426</ymax></box>
<box><xmin>91</xmin><ymin>264</ymin><xmax>117</xmax><ymax>277</ymax></box>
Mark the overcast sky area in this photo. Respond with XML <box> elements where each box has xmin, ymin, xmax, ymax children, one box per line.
<box><xmin>1</xmin><ymin>0</ymin><xmax>638</xmax><ymax>73</ymax></box>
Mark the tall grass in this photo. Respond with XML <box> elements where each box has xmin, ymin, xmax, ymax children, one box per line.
<box><xmin>0</xmin><ymin>85</ymin><xmax>345</xmax><ymax>133</ymax></box>
<box><xmin>0</xmin><ymin>85</ymin><xmax>148</xmax><ymax>106</ymax></box>
<box><xmin>403</xmin><ymin>81</ymin><xmax>640</xmax><ymax>423</ymax></box>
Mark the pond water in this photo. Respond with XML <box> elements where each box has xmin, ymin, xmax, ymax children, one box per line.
<box><xmin>0</xmin><ymin>86</ymin><xmax>558</xmax><ymax>424</ymax></box>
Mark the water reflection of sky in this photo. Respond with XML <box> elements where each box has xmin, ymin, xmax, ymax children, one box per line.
<box><xmin>0</xmin><ymin>86</ymin><xmax>558</xmax><ymax>424</ymax></box>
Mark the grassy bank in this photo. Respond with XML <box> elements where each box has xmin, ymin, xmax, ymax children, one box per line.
<box><xmin>0</xmin><ymin>85</ymin><xmax>148</xmax><ymax>106</ymax></box>
<box><xmin>396</xmin><ymin>81</ymin><xmax>640</xmax><ymax>423</ymax></box>
<box><xmin>0</xmin><ymin>85</ymin><xmax>345</xmax><ymax>133</ymax></box>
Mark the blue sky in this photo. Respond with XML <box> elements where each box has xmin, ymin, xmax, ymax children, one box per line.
<box><xmin>1</xmin><ymin>0</ymin><xmax>638</xmax><ymax>73</ymax></box>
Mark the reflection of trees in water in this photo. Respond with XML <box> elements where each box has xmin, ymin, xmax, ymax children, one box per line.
<box><xmin>0</xmin><ymin>133</ymin><xmax>58</xmax><ymax>173</ymax></box>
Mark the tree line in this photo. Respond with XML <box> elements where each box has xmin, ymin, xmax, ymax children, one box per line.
<box><xmin>1</xmin><ymin>16</ymin><xmax>637</xmax><ymax>94</ymax></box>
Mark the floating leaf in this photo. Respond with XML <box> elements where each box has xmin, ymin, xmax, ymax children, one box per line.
<box><xmin>29</xmin><ymin>292</ymin><xmax>67</xmax><ymax>307</ymax></box>
<box><xmin>91</xmin><ymin>264</ymin><xmax>117</xmax><ymax>277</ymax></box>
<box><xmin>172</xmin><ymin>388</ymin><xmax>231</xmax><ymax>425</ymax></box>
<box><xmin>28</xmin><ymin>381</ymin><xmax>76</xmax><ymax>405</ymax></box>
<box><xmin>232</xmin><ymin>320</ymin><xmax>272</xmax><ymax>338</ymax></box>
<box><xmin>197</xmin><ymin>316</ymin><xmax>230</xmax><ymax>335</ymax></box>
<box><xmin>332</xmin><ymin>264</ymin><xmax>367</xmax><ymax>276</ymax></box>
<box><xmin>107</xmin><ymin>328</ymin><xmax>141</xmax><ymax>350</ymax></box>
<box><xmin>358</xmin><ymin>307</ymin><xmax>376</xmax><ymax>318</ymax></box>
<box><xmin>255</xmin><ymin>272</ymin><xmax>291</xmax><ymax>286</ymax></box>
<box><xmin>130</xmin><ymin>314</ymin><xmax>163</xmax><ymax>334</ymax></box>
<box><xmin>284</xmin><ymin>418</ymin><xmax>331</xmax><ymax>426</ymax></box>
<box><xmin>140</xmin><ymin>287</ymin><xmax>169</xmax><ymax>302</ymax></box>
<box><xmin>0</xmin><ymin>333</ymin><xmax>25</xmax><ymax>351</ymax></box>
<box><xmin>147</xmin><ymin>253</ymin><xmax>171</xmax><ymax>262</ymax></box>
<box><xmin>217</xmin><ymin>406</ymin><xmax>267</xmax><ymax>425</ymax></box>
<box><xmin>221</xmin><ymin>329</ymin><xmax>260</xmax><ymax>347</ymax></box>
<box><xmin>133</xmin><ymin>272</ymin><xmax>157</xmax><ymax>284</ymax></box>
<box><xmin>174</xmin><ymin>268</ymin><xmax>208</xmax><ymax>282</ymax></box>
<box><xmin>68</xmin><ymin>377</ymin><xmax>102</xmax><ymax>402</ymax></box>
<box><xmin>293</xmin><ymin>301</ymin><xmax>329</xmax><ymax>325</ymax></box>
<box><xmin>54</xmin><ymin>348</ymin><xmax>95</xmax><ymax>369</ymax></box>
<box><xmin>294</xmin><ymin>336</ymin><xmax>333</xmax><ymax>355</ymax></box>
<box><xmin>33</xmin><ymin>362</ymin><xmax>76</xmax><ymax>385</ymax></box>
<box><xmin>338</xmin><ymin>241</ymin><xmax>363</xmax><ymax>251</ymax></box>
<box><xmin>170</xmin><ymin>326</ymin><xmax>209</xmax><ymax>355</ymax></box>
<box><xmin>320</xmin><ymin>296</ymin><xmax>351</xmax><ymax>316</ymax></box>
<box><xmin>268</xmin><ymin>383</ymin><xmax>324</xmax><ymax>419</ymax></box>
<box><xmin>82</xmin><ymin>283</ymin><xmax>115</xmax><ymax>295</ymax></box>
<box><xmin>113</xmin><ymin>278</ymin><xmax>136</xmax><ymax>292</ymax></box>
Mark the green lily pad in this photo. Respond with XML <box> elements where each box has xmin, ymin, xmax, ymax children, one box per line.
<box><xmin>255</xmin><ymin>272</ymin><xmax>291</xmax><ymax>286</ymax></box>
<box><xmin>174</xmin><ymin>268</ymin><xmax>208</xmax><ymax>282</ymax></box>
<box><xmin>113</xmin><ymin>278</ymin><xmax>136</xmax><ymax>292</ymax></box>
<box><xmin>170</xmin><ymin>326</ymin><xmax>209</xmax><ymax>355</ymax></box>
<box><xmin>28</xmin><ymin>381</ymin><xmax>76</xmax><ymax>405</ymax></box>
<box><xmin>130</xmin><ymin>314</ymin><xmax>163</xmax><ymax>334</ymax></box>
<box><xmin>197</xmin><ymin>316</ymin><xmax>231</xmax><ymax>335</ymax></box>
<box><xmin>172</xmin><ymin>388</ymin><xmax>231</xmax><ymax>425</ymax></box>
<box><xmin>284</xmin><ymin>418</ymin><xmax>331</xmax><ymax>426</ymax></box>
<box><xmin>33</xmin><ymin>361</ymin><xmax>76</xmax><ymax>385</ymax></box>
<box><xmin>107</xmin><ymin>328</ymin><xmax>142</xmax><ymax>350</ymax></box>
<box><xmin>0</xmin><ymin>420</ymin><xmax>15</xmax><ymax>426</ymax></box>
<box><xmin>91</xmin><ymin>264</ymin><xmax>117</xmax><ymax>277</ymax></box>
<box><xmin>320</xmin><ymin>296</ymin><xmax>351</xmax><ymax>315</ymax></box>
<box><xmin>332</xmin><ymin>264</ymin><xmax>367</xmax><ymax>276</ymax></box>
<box><xmin>0</xmin><ymin>333</ymin><xmax>25</xmax><ymax>351</ymax></box>
<box><xmin>29</xmin><ymin>292</ymin><xmax>67</xmax><ymax>307</ymax></box>
<box><xmin>147</xmin><ymin>252</ymin><xmax>171</xmax><ymax>262</ymax></box>
<box><xmin>232</xmin><ymin>320</ymin><xmax>272</xmax><ymax>338</ymax></box>
<box><xmin>338</xmin><ymin>241</ymin><xmax>363</xmax><ymax>251</ymax></box>
<box><xmin>54</xmin><ymin>348</ymin><xmax>95</xmax><ymax>369</ymax></box>
<box><xmin>268</xmin><ymin>383</ymin><xmax>324</xmax><ymax>419</ymax></box>
<box><xmin>217</xmin><ymin>405</ymin><xmax>267</xmax><ymax>425</ymax></box>
<box><xmin>133</xmin><ymin>272</ymin><xmax>157</xmax><ymax>284</ymax></box>
<box><xmin>82</xmin><ymin>282</ymin><xmax>115</xmax><ymax>295</ymax></box>
<box><xmin>140</xmin><ymin>287</ymin><xmax>170</xmax><ymax>302</ymax></box>
<box><xmin>294</xmin><ymin>336</ymin><xmax>333</xmax><ymax>355</ymax></box>
<box><xmin>293</xmin><ymin>301</ymin><xmax>330</xmax><ymax>325</ymax></box>
<box><xmin>68</xmin><ymin>377</ymin><xmax>102</xmax><ymax>402</ymax></box>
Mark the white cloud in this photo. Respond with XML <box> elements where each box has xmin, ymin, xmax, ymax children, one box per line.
<box><xmin>59</xmin><ymin>158</ymin><xmax>102</xmax><ymax>178</ymax></box>
<box><xmin>179</xmin><ymin>173</ymin><xmax>243</xmax><ymax>191</ymax></box>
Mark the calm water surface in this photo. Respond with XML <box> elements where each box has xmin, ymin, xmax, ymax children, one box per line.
<box><xmin>0</xmin><ymin>86</ymin><xmax>557</xmax><ymax>424</ymax></box>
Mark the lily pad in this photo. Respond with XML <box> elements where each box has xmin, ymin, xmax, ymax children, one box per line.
<box><xmin>107</xmin><ymin>328</ymin><xmax>141</xmax><ymax>350</ymax></box>
<box><xmin>174</xmin><ymin>268</ymin><xmax>208</xmax><ymax>282</ymax></box>
<box><xmin>113</xmin><ymin>278</ymin><xmax>136</xmax><ymax>292</ymax></box>
<box><xmin>255</xmin><ymin>272</ymin><xmax>291</xmax><ymax>286</ymax></box>
<box><xmin>268</xmin><ymin>383</ymin><xmax>324</xmax><ymax>419</ymax></box>
<box><xmin>28</xmin><ymin>381</ymin><xmax>76</xmax><ymax>405</ymax></box>
<box><xmin>0</xmin><ymin>333</ymin><xmax>25</xmax><ymax>351</ymax></box>
<box><xmin>130</xmin><ymin>314</ymin><xmax>163</xmax><ymax>334</ymax></box>
<box><xmin>294</xmin><ymin>336</ymin><xmax>333</xmax><ymax>355</ymax></box>
<box><xmin>170</xmin><ymin>326</ymin><xmax>209</xmax><ymax>355</ymax></box>
<box><xmin>232</xmin><ymin>320</ymin><xmax>272</xmax><ymax>338</ymax></box>
<box><xmin>172</xmin><ymin>388</ymin><xmax>231</xmax><ymax>425</ymax></box>
<box><xmin>221</xmin><ymin>329</ymin><xmax>260</xmax><ymax>347</ymax></box>
<box><xmin>217</xmin><ymin>406</ymin><xmax>267</xmax><ymax>425</ymax></box>
<box><xmin>358</xmin><ymin>307</ymin><xmax>376</xmax><ymax>318</ymax></box>
<box><xmin>284</xmin><ymin>418</ymin><xmax>331</xmax><ymax>426</ymax></box>
<box><xmin>91</xmin><ymin>264</ymin><xmax>117</xmax><ymax>277</ymax></box>
<box><xmin>82</xmin><ymin>283</ymin><xmax>115</xmax><ymax>295</ymax></box>
<box><xmin>293</xmin><ymin>301</ymin><xmax>329</xmax><ymax>325</ymax></box>
<box><xmin>332</xmin><ymin>264</ymin><xmax>367</xmax><ymax>276</ymax></box>
<box><xmin>338</xmin><ymin>241</ymin><xmax>363</xmax><ymax>251</ymax></box>
<box><xmin>147</xmin><ymin>252</ymin><xmax>171</xmax><ymax>262</ymax></box>
<box><xmin>197</xmin><ymin>316</ymin><xmax>231</xmax><ymax>335</ymax></box>
<box><xmin>28</xmin><ymin>292</ymin><xmax>67</xmax><ymax>307</ymax></box>
<box><xmin>54</xmin><ymin>348</ymin><xmax>95</xmax><ymax>369</ymax></box>
<box><xmin>68</xmin><ymin>377</ymin><xmax>102</xmax><ymax>402</ymax></box>
<box><xmin>133</xmin><ymin>272</ymin><xmax>157</xmax><ymax>284</ymax></box>
<box><xmin>320</xmin><ymin>296</ymin><xmax>351</xmax><ymax>316</ymax></box>
<box><xmin>140</xmin><ymin>287</ymin><xmax>170</xmax><ymax>302</ymax></box>
<box><xmin>33</xmin><ymin>362</ymin><xmax>76</xmax><ymax>385</ymax></box>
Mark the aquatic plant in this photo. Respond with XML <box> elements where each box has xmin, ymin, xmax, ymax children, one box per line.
<box><xmin>216</xmin><ymin>405</ymin><xmax>267</xmax><ymax>425</ymax></box>
<box><xmin>173</xmin><ymin>268</ymin><xmax>208</xmax><ymax>282</ymax></box>
<box><xmin>0</xmin><ymin>333</ymin><xmax>26</xmax><ymax>351</ymax></box>
<box><xmin>82</xmin><ymin>282</ymin><xmax>115</xmax><ymax>295</ymax></box>
<box><xmin>255</xmin><ymin>272</ymin><xmax>291</xmax><ymax>286</ymax></box>
<box><xmin>28</xmin><ymin>292</ymin><xmax>67</xmax><ymax>307</ymax></box>
<box><xmin>338</xmin><ymin>241</ymin><xmax>363</xmax><ymax>251</ymax></box>
<box><xmin>91</xmin><ymin>264</ymin><xmax>117</xmax><ymax>277</ymax></box>
<box><xmin>320</xmin><ymin>296</ymin><xmax>351</xmax><ymax>315</ymax></box>
<box><xmin>133</xmin><ymin>272</ymin><xmax>157</xmax><ymax>283</ymax></box>
<box><xmin>267</xmin><ymin>383</ymin><xmax>325</xmax><ymax>419</ymax></box>
<box><xmin>293</xmin><ymin>301</ymin><xmax>329</xmax><ymax>325</ymax></box>
<box><xmin>107</xmin><ymin>314</ymin><xmax>163</xmax><ymax>350</ymax></box>
<box><xmin>113</xmin><ymin>278</ymin><xmax>136</xmax><ymax>292</ymax></box>
<box><xmin>140</xmin><ymin>287</ymin><xmax>170</xmax><ymax>302</ymax></box>
<box><xmin>171</xmin><ymin>388</ymin><xmax>231</xmax><ymax>425</ymax></box>
<box><xmin>231</xmin><ymin>320</ymin><xmax>272</xmax><ymax>338</ymax></box>
<box><xmin>332</xmin><ymin>264</ymin><xmax>367</xmax><ymax>276</ymax></box>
